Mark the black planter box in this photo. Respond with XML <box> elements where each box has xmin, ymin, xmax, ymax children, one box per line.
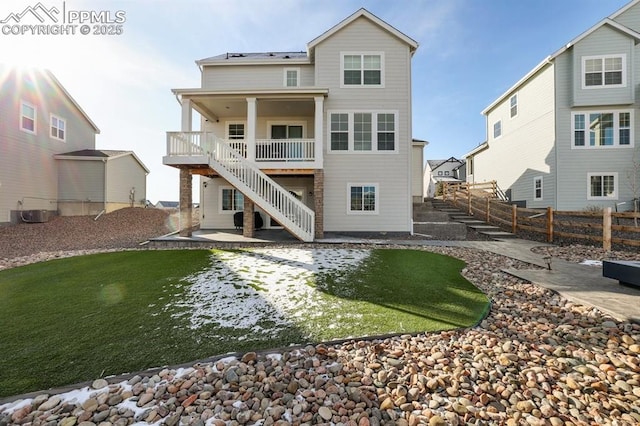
<box><xmin>603</xmin><ymin>260</ymin><xmax>640</xmax><ymax>287</ymax></box>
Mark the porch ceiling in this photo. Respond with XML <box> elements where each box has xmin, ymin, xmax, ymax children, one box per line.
<box><xmin>190</xmin><ymin>97</ymin><xmax>316</xmax><ymax>121</ymax></box>
<box><xmin>175</xmin><ymin>89</ymin><xmax>328</xmax><ymax>122</ymax></box>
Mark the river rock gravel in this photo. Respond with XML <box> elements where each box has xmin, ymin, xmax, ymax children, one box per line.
<box><xmin>0</xmin><ymin>211</ymin><xmax>639</xmax><ymax>425</ymax></box>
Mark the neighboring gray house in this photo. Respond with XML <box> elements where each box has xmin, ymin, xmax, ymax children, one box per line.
<box><xmin>423</xmin><ymin>157</ymin><xmax>466</xmax><ymax>198</ymax></box>
<box><xmin>466</xmin><ymin>0</ymin><xmax>640</xmax><ymax>211</ymax></box>
<box><xmin>163</xmin><ymin>9</ymin><xmax>421</xmax><ymax>241</ymax></box>
<box><xmin>0</xmin><ymin>66</ymin><xmax>148</xmax><ymax>224</ymax></box>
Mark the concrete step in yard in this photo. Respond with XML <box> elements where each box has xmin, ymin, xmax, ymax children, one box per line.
<box><xmin>425</xmin><ymin>199</ymin><xmax>517</xmax><ymax>239</ymax></box>
<box><xmin>413</xmin><ymin>222</ymin><xmax>468</xmax><ymax>240</ymax></box>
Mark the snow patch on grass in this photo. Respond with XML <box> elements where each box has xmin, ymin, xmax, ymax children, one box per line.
<box><xmin>165</xmin><ymin>248</ymin><xmax>370</xmax><ymax>338</ymax></box>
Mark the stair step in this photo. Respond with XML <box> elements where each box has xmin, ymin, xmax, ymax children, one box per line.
<box><xmin>480</xmin><ymin>231</ymin><xmax>517</xmax><ymax>238</ymax></box>
<box><xmin>413</xmin><ymin>222</ymin><xmax>468</xmax><ymax>239</ymax></box>
<box><xmin>467</xmin><ymin>224</ymin><xmax>502</xmax><ymax>230</ymax></box>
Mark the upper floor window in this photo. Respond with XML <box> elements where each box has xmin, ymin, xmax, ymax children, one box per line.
<box><xmin>572</xmin><ymin>110</ymin><xmax>633</xmax><ymax>148</ymax></box>
<box><xmin>510</xmin><ymin>94</ymin><xmax>518</xmax><ymax>118</ymax></box>
<box><xmin>493</xmin><ymin>120</ymin><xmax>502</xmax><ymax>139</ymax></box>
<box><xmin>21</xmin><ymin>101</ymin><xmax>36</xmax><ymax>134</ymax></box>
<box><xmin>342</xmin><ymin>53</ymin><xmax>383</xmax><ymax>87</ymax></box>
<box><xmin>329</xmin><ymin>111</ymin><xmax>397</xmax><ymax>152</ymax></box>
<box><xmin>50</xmin><ymin>114</ymin><xmax>66</xmax><ymax>141</ymax></box>
<box><xmin>437</xmin><ymin>171</ymin><xmax>443</xmax><ymax>176</ymax></box>
<box><xmin>284</xmin><ymin>68</ymin><xmax>299</xmax><ymax>87</ymax></box>
<box><xmin>582</xmin><ymin>55</ymin><xmax>626</xmax><ymax>89</ymax></box>
<box><xmin>534</xmin><ymin>176</ymin><xmax>543</xmax><ymax>200</ymax></box>
<box><xmin>227</xmin><ymin>123</ymin><xmax>245</xmax><ymax>139</ymax></box>
<box><xmin>444</xmin><ymin>171</ymin><xmax>450</xmax><ymax>176</ymax></box>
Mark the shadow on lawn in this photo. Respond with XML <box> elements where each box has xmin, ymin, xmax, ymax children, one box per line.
<box><xmin>311</xmin><ymin>249</ymin><xmax>490</xmax><ymax>332</ymax></box>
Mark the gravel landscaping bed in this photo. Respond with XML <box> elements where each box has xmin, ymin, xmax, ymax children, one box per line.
<box><xmin>531</xmin><ymin>244</ymin><xmax>640</xmax><ymax>264</ymax></box>
<box><xmin>1</xmin><ymin>209</ymin><xmax>639</xmax><ymax>425</ymax></box>
<box><xmin>0</xmin><ymin>208</ymin><xmax>175</xmax><ymax>270</ymax></box>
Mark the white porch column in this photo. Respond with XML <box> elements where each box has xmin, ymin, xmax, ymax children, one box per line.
<box><xmin>246</xmin><ymin>97</ymin><xmax>257</xmax><ymax>162</ymax></box>
<box><xmin>314</xmin><ymin>96</ymin><xmax>324</xmax><ymax>168</ymax></box>
<box><xmin>181</xmin><ymin>98</ymin><xmax>193</xmax><ymax>132</ymax></box>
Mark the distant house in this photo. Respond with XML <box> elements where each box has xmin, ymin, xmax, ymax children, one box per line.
<box><xmin>162</xmin><ymin>8</ymin><xmax>422</xmax><ymax>241</ymax></box>
<box><xmin>423</xmin><ymin>157</ymin><xmax>466</xmax><ymax>198</ymax></box>
<box><xmin>466</xmin><ymin>0</ymin><xmax>640</xmax><ymax>210</ymax></box>
<box><xmin>155</xmin><ymin>201</ymin><xmax>179</xmax><ymax>209</ymax></box>
<box><xmin>0</xmin><ymin>66</ymin><xmax>149</xmax><ymax>224</ymax></box>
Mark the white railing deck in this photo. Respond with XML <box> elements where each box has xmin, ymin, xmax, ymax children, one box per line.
<box><xmin>165</xmin><ymin>132</ymin><xmax>316</xmax><ymax>164</ymax></box>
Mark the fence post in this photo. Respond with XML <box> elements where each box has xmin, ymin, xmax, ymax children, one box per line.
<box><xmin>603</xmin><ymin>207</ymin><xmax>612</xmax><ymax>251</ymax></box>
<box><xmin>468</xmin><ymin>191</ymin><xmax>472</xmax><ymax>216</ymax></box>
<box><xmin>512</xmin><ymin>204</ymin><xmax>517</xmax><ymax>234</ymax></box>
<box><xmin>486</xmin><ymin>197</ymin><xmax>490</xmax><ymax>223</ymax></box>
<box><xmin>546</xmin><ymin>206</ymin><xmax>554</xmax><ymax>243</ymax></box>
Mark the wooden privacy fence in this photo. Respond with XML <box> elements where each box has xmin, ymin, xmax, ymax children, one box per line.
<box><xmin>442</xmin><ymin>181</ymin><xmax>640</xmax><ymax>250</ymax></box>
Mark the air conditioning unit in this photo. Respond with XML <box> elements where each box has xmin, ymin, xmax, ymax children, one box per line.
<box><xmin>21</xmin><ymin>210</ymin><xmax>51</xmax><ymax>223</ymax></box>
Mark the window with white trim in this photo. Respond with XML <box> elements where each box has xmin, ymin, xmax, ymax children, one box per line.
<box><xmin>572</xmin><ymin>110</ymin><xmax>633</xmax><ymax>148</ymax></box>
<box><xmin>328</xmin><ymin>111</ymin><xmax>397</xmax><ymax>152</ymax></box>
<box><xmin>50</xmin><ymin>114</ymin><xmax>66</xmax><ymax>141</ymax></box>
<box><xmin>534</xmin><ymin>176</ymin><xmax>543</xmax><ymax>200</ymax></box>
<box><xmin>342</xmin><ymin>53</ymin><xmax>383</xmax><ymax>86</ymax></box>
<box><xmin>220</xmin><ymin>188</ymin><xmax>244</xmax><ymax>212</ymax></box>
<box><xmin>348</xmin><ymin>184</ymin><xmax>378</xmax><ymax>214</ymax></box>
<box><xmin>20</xmin><ymin>101</ymin><xmax>36</xmax><ymax>133</ymax></box>
<box><xmin>330</xmin><ymin>113</ymin><xmax>349</xmax><ymax>151</ymax></box>
<box><xmin>227</xmin><ymin>123</ymin><xmax>245</xmax><ymax>139</ymax></box>
<box><xmin>510</xmin><ymin>94</ymin><xmax>518</xmax><ymax>118</ymax></box>
<box><xmin>284</xmin><ymin>68</ymin><xmax>299</xmax><ymax>87</ymax></box>
<box><xmin>588</xmin><ymin>173</ymin><xmax>617</xmax><ymax>200</ymax></box>
<box><xmin>582</xmin><ymin>55</ymin><xmax>626</xmax><ymax>88</ymax></box>
<box><xmin>493</xmin><ymin>120</ymin><xmax>502</xmax><ymax>138</ymax></box>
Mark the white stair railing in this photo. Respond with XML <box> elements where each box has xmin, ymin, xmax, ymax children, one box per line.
<box><xmin>202</xmin><ymin>134</ymin><xmax>315</xmax><ymax>242</ymax></box>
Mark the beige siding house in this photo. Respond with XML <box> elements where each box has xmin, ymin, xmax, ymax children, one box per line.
<box><xmin>0</xmin><ymin>66</ymin><xmax>149</xmax><ymax>224</ymax></box>
<box><xmin>164</xmin><ymin>9</ymin><xmax>421</xmax><ymax>241</ymax></box>
<box><xmin>467</xmin><ymin>0</ymin><xmax>640</xmax><ymax>211</ymax></box>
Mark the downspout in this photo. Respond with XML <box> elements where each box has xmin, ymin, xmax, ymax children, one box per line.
<box><xmin>407</xmin><ymin>48</ymin><xmax>413</xmax><ymax>234</ymax></box>
<box><xmin>103</xmin><ymin>158</ymin><xmax>108</xmax><ymax>214</ymax></box>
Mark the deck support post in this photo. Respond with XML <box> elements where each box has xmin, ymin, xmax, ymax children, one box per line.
<box><xmin>179</xmin><ymin>168</ymin><xmax>193</xmax><ymax>237</ymax></box>
<box><xmin>243</xmin><ymin>197</ymin><xmax>255</xmax><ymax>238</ymax></box>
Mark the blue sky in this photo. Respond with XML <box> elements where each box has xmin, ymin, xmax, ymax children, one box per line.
<box><xmin>0</xmin><ymin>0</ymin><xmax>631</xmax><ymax>203</ymax></box>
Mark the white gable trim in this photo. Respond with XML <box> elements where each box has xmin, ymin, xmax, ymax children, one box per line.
<box><xmin>44</xmin><ymin>70</ymin><xmax>100</xmax><ymax>134</ymax></box>
<box><xmin>308</xmin><ymin>8</ymin><xmax>418</xmax><ymax>54</ymax></box>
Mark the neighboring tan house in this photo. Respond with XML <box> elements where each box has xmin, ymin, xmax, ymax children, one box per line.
<box><xmin>423</xmin><ymin>157</ymin><xmax>466</xmax><ymax>198</ymax></box>
<box><xmin>466</xmin><ymin>0</ymin><xmax>640</xmax><ymax>211</ymax></box>
<box><xmin>163</xmin><ymin>8</ymin><xmax>421</xmax><ymax>241</ymax></box>
<box><xmin>54</xmin><ymin>150</ymin><xmax>149</xmax><ymax>216</ymax></box>
<box><xmin>0</xmin><ymin>66</ymin><xmax>149</xmax><ymax>224</ymax></box>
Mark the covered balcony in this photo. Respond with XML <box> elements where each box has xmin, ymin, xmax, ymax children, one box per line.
<box><xmin>163</xmin><ymin>89</ymin><xmax>328</xmax><ymax>171</ymax></box>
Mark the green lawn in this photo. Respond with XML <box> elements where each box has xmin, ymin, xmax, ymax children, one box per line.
<box><xmin>0</xmin><ymin>248</ymin><xmax>489</xmax><ymax>398</ymax></box>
